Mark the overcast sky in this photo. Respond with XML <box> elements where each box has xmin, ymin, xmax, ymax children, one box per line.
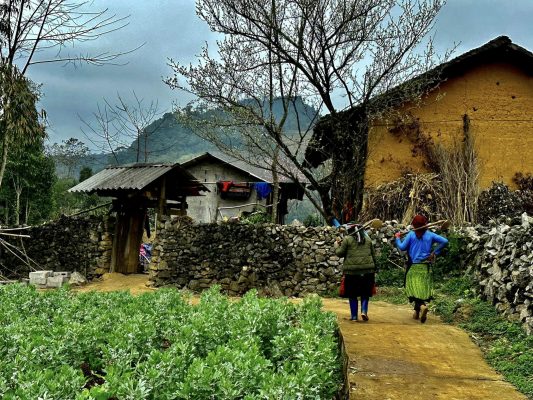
<box><xmin>25</xmin><ymin>0</ymin><xmax>533</xmax><ymax>150</ymax></box>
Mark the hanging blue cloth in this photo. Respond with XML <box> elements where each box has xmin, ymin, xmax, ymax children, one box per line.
<box><xmin>254</xmin><ymin>182</ymin><xmax>272</xmax><ymax>200</ymax></box>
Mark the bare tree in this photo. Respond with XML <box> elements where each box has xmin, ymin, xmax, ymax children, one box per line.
<box><xmin>0</xmin><ymin>0</ymin><xmax>130</xmax><ymax>72</ymax></box>
<box><xmin>167</xmin><ymin>0</ymin><xmax>450</xmax><ymax>222</ymax></box>
<box><xmin>80</xmin><ymin>92</ymin><xmax>164</xmax><ymax>164</ymax></box>
<box><xmin>168</xmin><ymin>47</ymin><xmax>327</xmax><ymax>219</ymax></box>
<box><xmin>47</xmin><ymin>137</ymin><xmax>89</xmax><ymax>178</ymax></box>
<box><xmin>0</xmin><ymin>0</ymin><xmax>131</xmax><ymax>190</ymax></box>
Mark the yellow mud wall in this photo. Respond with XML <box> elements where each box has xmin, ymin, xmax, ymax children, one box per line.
<box><xmin>366</xmin><ymin>62</ymin><xmax>533</xmax><ymax>189</ymax></box>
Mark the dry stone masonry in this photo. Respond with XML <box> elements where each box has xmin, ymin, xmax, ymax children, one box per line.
<box><xmin>462</xmin><ymin>213</ymin><xmax>533</xmax><ymax>334</ymax></box>
<box><xmin>148</xmin><ymin>216</ymin><xmax>346</xmax><ymax>296</ymax></box>
<box><xmin>2</xmin><ymin>214</ymin><xmax>114</xmax><ymax>279</ymax></box>
<box><xmin>150</xmin><ymin>215</ymin><xmax>532</xmax><ymax>333</ymax></box>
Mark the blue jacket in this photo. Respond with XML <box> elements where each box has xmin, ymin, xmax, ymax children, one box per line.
<box><xmin>395</xmin><ymin>231</ymin><xmax>448</xmax><ymax>264</ymax></box>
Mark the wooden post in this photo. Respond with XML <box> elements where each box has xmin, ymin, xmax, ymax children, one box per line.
<box><xmin>112</xmin><ymin>199</ymin><xmax>146</xmax><ymax>274</ymax></box>
<box><xmin>123</xmin><ymin>210</ymin><xmax>144</xmax><ymax>274</ymax></box>
<box><xmin>158</xmin><ymin>177</ymin><xmax>167</xmax><ymax>217</ymax></box>
<box><xmin>110</xmin><ymin>202</ymin><xmax>121</xmax><ymax>273</ymax></box>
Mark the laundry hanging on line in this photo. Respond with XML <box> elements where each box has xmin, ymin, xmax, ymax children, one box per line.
<box><xmin>217</xmin><ymin>180</ymin><xmax>251</xmax><ymax>199</ymax></box>
<box><xmin>253</xmin><ymin>182</ymin><xmax>272</xmax><ymax>200</ymax></box>
<box><xmin>217</xmin><ymin>181</ymin><xmax>234</xmax><ymax>193</ymax></box>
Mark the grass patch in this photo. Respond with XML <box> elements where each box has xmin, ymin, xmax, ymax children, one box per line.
<box><xmin>432</xmin><ymin>276</ymin><xmax>533</xmax><ymax>398</ymax></box>
<box><xmin>373</xmin><ymin>286</ymin><xmax>408</xmax><ymax>305</ymax></box>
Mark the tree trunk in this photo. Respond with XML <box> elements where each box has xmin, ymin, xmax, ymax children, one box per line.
<box><xmin>329</xmin><ymin>113</ymin><xmax>369</xmax><ymax>223</ymax></box>
<box><xmin>25</xmin><ymin>197</ymin><xmax>30</xmax><ymax>225</ymax></box>
<box><xmin>0</xmin><ymin>134</ymin><xmax>9</xmax><ymax>191</ymax></box>
<box><xmin>15</xmin><ymin>188</ymin><xmax>21</xmax><ymax>226</ymax></box>
<box><xmin>144</xmin><ymin>130</ymin><xmax>148</xmax><ymax>162</ymax></box>
<box><xmin>271</xmin><ymin>145</ymin><xmax>280</xmax><ymax>223</ymax></box>
<box><xmin>4</xmin><ymin>199</ymin><xmax>9</xmax><ymax>225</ymax></box>
<box><xmin>316</xmin><ymin>187</ymin><xmax>333</xmax><ymax>225</ymax></box>
<box><xmin>136</xmin><ymin>131</ymin><xmax>141</xmax><ymax>163</ymax></box>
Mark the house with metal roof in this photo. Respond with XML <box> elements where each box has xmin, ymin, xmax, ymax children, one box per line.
<box><xmin>69</xmin><ymin>163</ymin><xmax>208</xmax><ymax>274</ymax></box>
<box><xmin>181</xmin><ymin>152</ymin><xmax>306</xmax><ymax>224</ymax></box>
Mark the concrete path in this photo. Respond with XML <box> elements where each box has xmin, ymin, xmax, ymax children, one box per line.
<box><xmin>321</xmin><ymin>299</ymin><xmax>527</xmax><ymax>400</ymax></box>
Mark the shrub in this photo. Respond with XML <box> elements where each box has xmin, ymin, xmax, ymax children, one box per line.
<box><xmin>513</xmin><ymin>172</ymin><xmax>533</xmax><ymax>191</ymax></box>
<box><xmin>241</xmin><ymin>211</ymin><xmax>271</xmax><ymax>224</ymax></box>
<box><xmin>375</xmin><ymin>243</ymin><xmax>404</xmax><ymax>287</ymax></box>
<box><xmin>477</xmin><ymin>182</ymin><xmax>525</xmax><ymax>223</ymax></box>
<box><xmin>432</xmin><ymin>232</ymin><xmax>467</xmax><ymax>280</ymax></box>
<box><xmin>304</xmin><ymin>213</ymin><xmax>323</xmax><ymax>227</ymax></box>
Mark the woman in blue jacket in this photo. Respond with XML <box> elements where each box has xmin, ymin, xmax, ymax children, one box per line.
<box><xmin>395</xmin><ymin>215</ymin><xmax>448</xmax><ymax>323</ymax></box>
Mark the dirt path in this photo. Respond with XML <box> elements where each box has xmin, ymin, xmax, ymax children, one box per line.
<box><xmin>74</xmin><ymin>273</ymin><xmax>156</xmax><ymax>295</ymax></box>
<box><xmin>321</xmin><ymin>298</ymin><xmax>527</xmax><ymax>400</ymax></box>
<box><xmin>77</xmin><ymin>275</ymin><xmax>526</xmax><ymax>400</ymax></box>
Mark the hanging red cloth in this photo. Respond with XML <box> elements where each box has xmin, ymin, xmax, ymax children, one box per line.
<box><xmin>217</xmin><ymin>181</ymin><xmax>233</xmax><ymax>193</ymax></box>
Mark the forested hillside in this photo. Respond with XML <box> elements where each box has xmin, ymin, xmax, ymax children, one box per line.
<box><xmin>84</xmin><ymin>97</ymin><xmax>318</xmax><ymax>172</ymax></box>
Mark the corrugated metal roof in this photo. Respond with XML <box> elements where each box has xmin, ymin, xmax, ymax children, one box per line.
<box><xmin>69</xmin><ymin>163</ymin><xmax>193</xmax><ymax>193</ymax></box>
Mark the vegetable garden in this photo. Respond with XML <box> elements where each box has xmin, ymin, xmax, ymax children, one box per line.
<box><xmin>0</xmin><ymin>284</ymin><xmax>342</xmax><ymax>399</ymax></box>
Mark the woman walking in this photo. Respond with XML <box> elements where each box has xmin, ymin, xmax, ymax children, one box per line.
<box><xmin>394</xmin><ymin>215</ymin><xmax>448</xmax><ymax>323</ymax></box>
<box><xmin>335</xmin><ymin>224</ymin><xmax>377</xmax><ymax>322</ymax></box>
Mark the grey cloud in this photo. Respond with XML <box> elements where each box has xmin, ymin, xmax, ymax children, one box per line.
<box><xmin>22</xmin><ymin>0</ymin><xmax>533</xmax><ymax>147</ymax></box>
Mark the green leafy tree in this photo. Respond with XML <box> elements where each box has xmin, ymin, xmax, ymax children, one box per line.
<box><xmin>79</xmin><ymin>166</ymin><xmax>93</xmax><ymax>182</ymax></box>
<box><xmin>0</xmin><ymin>140</ymin><xmax>55</xmax><ymax>225</ymax></box>
<box><xmin>0</xmin><ymin>64</ymin><xmax>44</xmax><ymax>191</ymax></box>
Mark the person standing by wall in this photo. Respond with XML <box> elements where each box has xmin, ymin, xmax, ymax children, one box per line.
<box><xmin>335</xmin><ymin>224</ymin><xmax>377</xmax><ymax>322</ymax></box>
<box><xmin>394</xmin><ymin>214</ymin><xmax>448</xmax><ymax>323</ymax></box>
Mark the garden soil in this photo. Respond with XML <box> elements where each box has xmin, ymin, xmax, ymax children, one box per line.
<box><xmin>79</xmin><ymin>274</ymin><xmax>526</xmax><ymax>400</ymax></box>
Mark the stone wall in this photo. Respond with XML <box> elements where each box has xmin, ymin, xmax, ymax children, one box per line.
<box><xmin>148</xmin><ymin>216</ymin><xmax>346</xmax><ymax>296</ymax></box>
<box><xmin>2</xmin><ymin>214</ymin><xmax>114</xmax><ymax>279</ymax></box>
<box><xmin>462</xmin><ymin>213</ymin><xmax>533</xmax><ymax>334</ymax></box>
<box><xmin>149</xmin><ymin>214</ymin><xmax>532</xmax><ymax>333</ymax></box>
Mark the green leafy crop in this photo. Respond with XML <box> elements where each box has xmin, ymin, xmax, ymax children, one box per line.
<box><xmin>0</xmin><ymin>284</ymin><xmax>342</xmax><ymax>399</ymax></box>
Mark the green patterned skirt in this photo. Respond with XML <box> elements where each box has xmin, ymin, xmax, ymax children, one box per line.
<box><xmin>405</xmin><ymin>263</ymin><xmax>433</xmax><ymax>302</ymax></box>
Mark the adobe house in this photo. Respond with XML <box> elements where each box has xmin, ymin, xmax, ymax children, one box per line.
<box><xmin>181</xmin><ymin>152</ymin><xmax>306</xmax><ymax>224</ymax></box>
<box><xmin>306</xmin><ymin>36</ymin><xmax>533</xmax><ymax>190</ymax></box>
<box><xmin>69</xmin><ymin>163</ymin><xmax>208</xmax><ymax>274</ymax></box>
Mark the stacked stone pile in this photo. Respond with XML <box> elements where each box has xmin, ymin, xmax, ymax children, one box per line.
<box><xmin>461</xmin><ymin>213</ymin><xmax>533</xmax><ymax>334</ymax></box>
<box><xmin>2</xmin><ymin>214</ymin><xmax>114</xmax><ymax>279</ymax></box>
